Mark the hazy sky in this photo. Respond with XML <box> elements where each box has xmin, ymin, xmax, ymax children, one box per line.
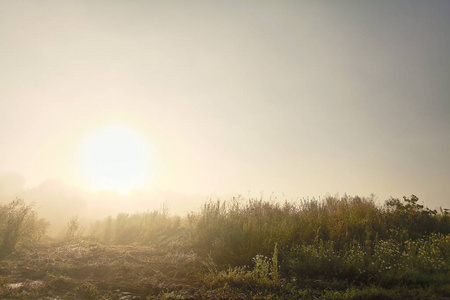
<box><xmin>1</xmin><ymin>0</ymin><xmax>449</xmax><ymax>217</ymax></box>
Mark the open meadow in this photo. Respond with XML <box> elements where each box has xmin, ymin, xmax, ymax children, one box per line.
<box><xmin>2</xmin><ymin>1</ymin><xmax>450</xmax><ymax>299</ymax></box>
<box><xmin>0</xmin><ymin>195</ymin><xmax>449</xmax><ymax>299</ymax></box>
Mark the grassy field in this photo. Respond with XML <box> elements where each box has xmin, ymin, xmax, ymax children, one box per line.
<box><xmin>0</xmin><ymin>195</ymin><xmax>449</xmax><ymax>299</ymax></box>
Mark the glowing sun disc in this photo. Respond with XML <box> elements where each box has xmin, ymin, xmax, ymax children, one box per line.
<box><xmin>78</xmin><ymin>125</ymin><xmax>152</xmax><ymax>193</ymax></box>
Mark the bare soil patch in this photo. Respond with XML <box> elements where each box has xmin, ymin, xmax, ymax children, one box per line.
<box><xmin>0</xmin><ymin>241</ymin><xmax>206</xmax><ymax>299</ymax></box>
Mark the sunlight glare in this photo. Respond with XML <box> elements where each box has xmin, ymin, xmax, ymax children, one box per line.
<box><xmin>78</xmin><ymin>124</ymin><xmax>152</xmax><ymax>193</ymax></box>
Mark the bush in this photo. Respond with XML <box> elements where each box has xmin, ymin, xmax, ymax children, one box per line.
<box><xmin>384</xmin><ymin>195</ymin><xmax>450</xmax><ymax>238</ymax></box>
<box><xmin>283</xmin><ymin>231</ymin><xmax>450</xmax><ymax>286</ymax></box>
<box><xmin>65</xmin><ymin>216</ymin><xmax>84</xmax><ymax>241</ymax></box>
<box><xmin>0</xmin><ymin>198</ymin><xmax>48</xmax><ymax>258</ymax></box>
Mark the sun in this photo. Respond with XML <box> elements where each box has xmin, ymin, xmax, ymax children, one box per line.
<box><xmin>78</xmin><ymin>124</ymin><xmax>153</xmax><ymax>193</ymax></box>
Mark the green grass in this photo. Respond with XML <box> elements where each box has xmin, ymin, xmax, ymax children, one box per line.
<box><xmin>1</xmin><ymin>194</ymin><xmax>449</xmax><ymax>298</ymax></box>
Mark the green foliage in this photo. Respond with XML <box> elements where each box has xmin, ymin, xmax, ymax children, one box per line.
<box><xmin>253</xmin><ymin>243</ymin><xmax>280</xmax><ymax>283</ymax></box>
<box><xmin>286</xmin><ymin>239</ymin><xmax>341</xmax><ymax>279</ymax></box>
<box><xmin>191</xmin><ymin>194</ymin><xmax>449</xmax><ymax>269</ymax></box>
<box><xmin>81</xmin><ymin>193</ymin><xmax>450</xmax><ymax>297</ymax></box>
<box><xmin>1</xmin><ymin>194</ymin><xmax>449</xmax><ymax>299</ymax></box>
<box><xmin>284</xmin><ymin>231</ymin><xmax>450</xmax><ymax>287</ymax></box>
<box><xmin>0</xmin><ymin>198</ymin><xmax>47</xmax><ymax>258</ymax></box>
<box><xmin>191</xmin><ymin>195</ymin><xmax>385</xmax><ymax>267</ymax></box>
<box><xmin>203</xmin><ymin>243</ymin><xmax>320</xmax><ymax>299</ymax></box>
<box><xmin>204</xmin><ymin>243</ymin><xmax>285</xmax><ymax>297</ymax></box>
<box><xmin>385</xmin><ymin>195</ymin><xmax>450</xmax><ymax>238</ymax></box>
<box><xmin>147</xmin><ymin>291</ymin><xmax>186</xmax><ymax>300</ymax></box>
<box><xmin>192</xmin><ymin>197</ymin><xmax>306</xmax><ymax>266</ymax></box>
<box><xmin>75</xmin><ymin>283</ymin><xmax>101</xmax><ymax>300</ymax></box>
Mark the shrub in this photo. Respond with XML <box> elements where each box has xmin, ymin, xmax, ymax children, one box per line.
<box><xmin>204</xmin><ymin>243</ymin><xmax>282</xmax><ymax>294</ymax></box>
<box><xmin>384</xmin><ymin>195</ymin><xmax>450</xmax><ymax>238</ymax></box>
<box><xmin>65</xmin><ymin>216</ymin><xmax>84</xmax><ymax>241</ymax></box>
<box><xmin>0</xmin><ymin>198</ymin><xmax>47</xmax><ymax>258</ymax></box>
<box><xmin>285</xmin><ymin>239</ymin><xmax>342</xmax><ymax>279</ymax></box>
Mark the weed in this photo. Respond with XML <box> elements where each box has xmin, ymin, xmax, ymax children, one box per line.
<box><xmin>0</xmin><ymin>199</ymin><xmax>47</xmax><ymax>258</ymax></box>
<box><xmin>1</xmin><ymin>194</ymin><xmax>449</xmax><ymax>299</ymax></box>
<box><xmin>75</xmin><ymin>283</ymin><xmax>101</xmax><ymax>300</ymax></box>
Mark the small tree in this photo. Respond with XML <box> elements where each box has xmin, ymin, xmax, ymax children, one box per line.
<box><xmin>385</xmin><ymin>195</ymin><xmax>445</xmax><ymax>238</ymax></box>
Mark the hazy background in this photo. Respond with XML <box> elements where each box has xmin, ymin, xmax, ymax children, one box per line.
<box><xmin>1</xmin><ymin>1</ymin><xmax>449</xmax><ymax>232</ymax></box>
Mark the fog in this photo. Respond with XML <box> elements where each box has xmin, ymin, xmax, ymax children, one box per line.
<box><xmin>0</xmin><ymin>172</ymin><xmax>207</xmax><ymax>236</ymax></box>
<box><xmin>1</xmin><ymin>1</ymin><xmax>450</xmax><ymax>224</ymax></box>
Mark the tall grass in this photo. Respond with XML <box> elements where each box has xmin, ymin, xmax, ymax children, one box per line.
<box><xmin>0</xmin><ymin>198</ymin><xmax>48</xmax><ymax>258</ymax></box>
<box><xmin>90</xmin><ymin>194</ymin><xmax>449</xmax><ymax>264</ymax></box>
<box><xmin>1</xmin><ymin>194</ymin><xmax>449</xmax><ymax>298</ymax></box>
<box><xmin>191</xmin><ymin>195</ymin><xmax>400</xmax><ymax>266</ymax></box>
<box><xmin>191</xmin><ymin>198</ymin><xmax>297</xmax><ymax>265</ymax></box>
<box><xmin>184</xmin><ymin>194</ymin><xmax>448</xmax><ymax>296</ymax></box>
<box><xmin>89</xmin><ymin>206</ymin><xmax>187</xmax><ymax>249</ymax></box>
<box><xmin>83</xmin><ymin>194</ymin><xmax>450</xmax><ymax>292</ymax></box>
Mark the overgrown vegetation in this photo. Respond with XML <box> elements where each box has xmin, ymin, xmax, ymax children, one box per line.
<box><xmin>89</xmin><ymin>205</ymin><xmax>186</xmax><ymax>248</ymax></box>
<box><xmin>0</xmin><ymin>198</ymin><xmax>47</xmax><ymax>258</ymax></box>
<box><xmin>0</xmin><ymin>194</ymin><xmax>449</xmax><ymax>299</ymax></box>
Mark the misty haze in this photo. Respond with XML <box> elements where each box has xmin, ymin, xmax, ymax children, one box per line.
<box><xmin>0</xmin><ymin>1</ymin><xmax>449</xmax><ymax>299</ymax></box>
